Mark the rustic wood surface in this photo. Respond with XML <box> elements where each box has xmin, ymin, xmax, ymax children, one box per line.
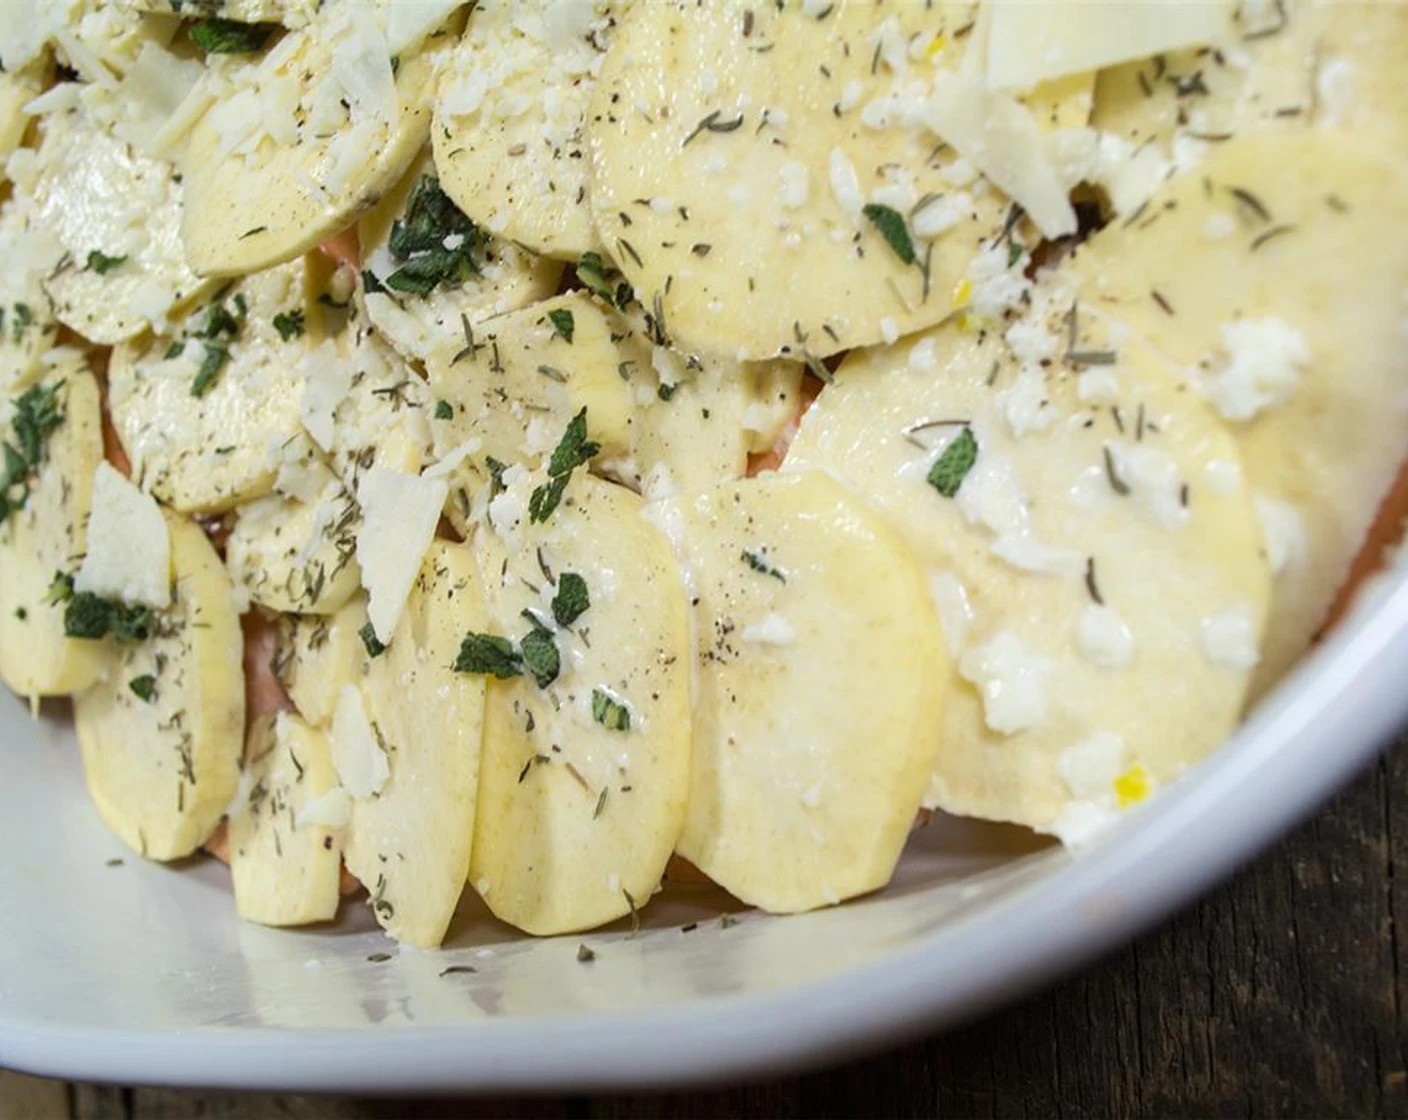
<box><xmin>3</xmin><ymin>741</ymin><xmax>1404</xmax><ymax>1119</ymax></box>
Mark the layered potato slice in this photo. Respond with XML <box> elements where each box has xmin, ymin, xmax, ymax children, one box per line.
<box><xmin>1071</xmin><ymin>131</ymin><xmax>1408</xmax><ymax>697</ymax></box>
<box><xmin>433</xmin><ymin>0</ymin><xmax>628</xmax><ymax>259</ymax></box>
<box><xmin>468</xmin><ymin>471</ymin><xmax>691</xmax><ymax>935</ymax></box>
<box><xmin>785</xmin><ymin>306</ymin><xmax>1270</xmax><ymax>841</ymax></box>
<box><xmin>0</xmin><ymin>364</ymin><xmax>106</xmax><ymax>697</ymax></box>
<box><xmin>358</xmin><ymin>148</ymin><xmax>562</xmax><ymax>365</ymax></box>
<box><xmin>228</xmin><ymin>711</ymin><xmax>345</xmax><ymax>927</ymax></box>
<box><xmin>586</xmin><ymin>0</ymin><xmax>1091</xmax><ymax>361</ymax></box>
<box><xmin>74</xmin><ymin>510</ymin><xmax>245</xmax><ymax>860</ymax></box>
<box><xmin>29</xmin><ymin>100</ymin><xmax>215</xmax><ymax>343</ymax></box>
<box><xmin>107</xmin><ymin>257</ymin><xmax>317</xmax><ymax>514</ymax></box>
<box><xmin>0</xmin><ymin>57</ymin><xmax>50</xmax><ymax>172</ymax></box>
<box><xmin>273</xmin><ymin>599</ymin><xmax>367</xmax><ymax>731</ymax></box>
<box><xmin>336</xmin><ymin>542</ymin><xmax>488</xmax><ymax>948</ymax></box>
<box><xmin>180</xmin><ymin>1</ymin><xmax>460</xmax><ymax>275</ymax></box>
<box><xmin>653</xmin><ymin>471</ymin><xmax>947</xmax><ymax>912</ymax></box>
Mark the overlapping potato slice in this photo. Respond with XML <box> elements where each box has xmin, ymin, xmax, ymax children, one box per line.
<box><xmin>28</xmin><ymin>100</ymin><xmax>214</xmax><ymax>343</ymax></box>
<box><xmin>0</xmin><ymin>364</ymin><xmax>106</xmax><ymax>697</ymax></box>
<box><xmin>337</xmin><ymin>541</ymin><xmax>487</xmax><ymax>948</ymax></box>
<box><xmin>180</xmin><ymin>1</ymin><xmax>459</xmax><ymax>275</ymax></box>
<box><xmin>785</xmin><ymin>307</ymin><xmax>1270</xmax><ymax>840</ymax></box>
<box><xmin>468</xmin><ymin>471</ymin><xmax>691</xmax><ymax>935</ymax></box>
<box><xmin>228</xmin><ymin>711</ymin><xmax>345</xmax><ymax>927</ymax></box>
<box><xmin>273</xmin><ymin>598</ymin><xmax>367</xmax><ymax>730</ymax></box>
<box><xmin>433</xmin><ymin>0</ymin><xmax>628</xmax><ymax>259</ymax></box>
<box><xmin>652</xmin><ymin>471</ymin><xmax>946</xmax><ymax>911</ymax></box>
<box><xmin>107</xmin><ymin>257</ymin><xmax>316</xmax><ymax>514</ymax></box>
<box><xmin>586</xmin><ymin>0</ymin><xmax>1090</xmax><ymax>361</ymax></box>
<box><xmin>358</xmin><ymin>149</ymin><xmax>562</xmax><ymax>364</ymax></box>
<box><xmin>0</xmin><ymin>57</ymin><xmax>50</xmax><ymax>171</ymax></box>
<box><xmin>1070</xmin><ymin>131</ymin><xmax>1408</xmax><ymax>697</ymax></box>
<box><xmin>74</xmin><ymin>510</ymin><xmax>245</xmax><ymax>860</ymax></box>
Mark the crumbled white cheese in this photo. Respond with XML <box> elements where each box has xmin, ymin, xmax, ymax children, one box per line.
<box><xmin>956</xmin><ymin>449</ymin><xmax>1029</xmax><ymax>537</ymax></box>
<box><xmin>908</xmin><ymin>337</ymin><xmax>939</xmax><ymax>372</ymax></box>
<box><xmin>911</xmin><ymin>191</ymin><xmax>972</xmax><ymax>239</ymax></box>
<box><xmin>1106</xmin><ymin>443</ymin><xmax>1189</xmax><ymax>530</ymax></box>
<box><xmin>1049</xmin><ymin>799</ymin><xmax>1118</xmax><ymax>848</ymax></box>
<box><xmin>1207</xmin><ymin>317</ymin><xmax>1310</xmax><ymax>422</ymax></box>
<box><xmin>355</xmin><ymin>467</ymin><xmax>448</xmax><ymax>643</ymax></box>
<box><xmin>1254</xmin><ymin>496</ymin><xmax>1305</xmax><ymax>576</ymax></box>
<box><xmin>879</xmin><ymin>316</ymin><xmax>900</xmax><ymax>345</ymax></box>
<box><xmin>1202</xmin><ymin>211</ymin><xmax>1237</xmax><ymax>240</ymax></box>
<box><xmin>1076</xmin><ymin>367</ymin><xmax>1120</xmax><ymax>403</ymax></box>
<box><xmin>295</xmin><ymin>786</ymin><xmax>352</xmax><ymax>830</ymax></box>
<box><xmin>1203</xmin><ymin>458</ymin><xmax>1243</xmax><ymax>494</ymax></box>
<box><xmin>999</xmin><ymin>366</ymin><xmax>1054</xmax><ymax>437</ymax></box>
<box><xmin>966</xmin><ymin>243</ymin><xmax>1031</xmax><ymax>320</ymax></box>
<box><xmin>75</xmin><ymin>463</ymin><xmax>171</xmax><ymax>609</ymax></box>
<box><xmin>1058</xmin><ymin>732</ymin><xmax>1127</xmax><ymax>800</ymax></box>
<box><xmin>827</xmin><ymin>147</ymin><xmax>864</xmax><ymax>224</ymax></box>
<box><xmin>1199</xmin><ymin>605</ymin><xmax>1261</xmax><ymax>670</ymax></box>
<box><xmin>959</xmin><ymin>631</ymin><xmax>1052</xmax><ymax>734</ymax></box>
<box><xmin>1075</xmin><ymin>604</ymin><xmax>1134</xmax><ymax>669</ymax></box>
<box><xmin>330</xmin><ymin>684</ymin><xmax>390</xmax><ymax>800</ymax></box>
<box><xmin>991</xmin><ymin>532</ymin><xmax>1084</xmax><ymax>577</ymax></box>
<box><xmin>740</xmin><ymin>612</ymin><xmax>795</xmax><ymax>646</ymax></box>
<box><xmin>928</xmin><ymin>571</ymin><xmax>973</xmax><ymax>658</ymax></box>
<box><xmin>298</xmin><ymin>341</ymin><xmax>354</xmax><ymax>452</ymax></box>
<box><xmin>1316</xmin><ymin>58</ymin><xmax>1356</xmax><ymax>126</ymax></box>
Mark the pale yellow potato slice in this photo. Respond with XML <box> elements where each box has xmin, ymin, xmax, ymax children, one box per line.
<box><xmin>1070</xmin><ymin>130</ymin><xmax>1408</xmax><ymax>697</ymax></box>
<box><xmin>228</xmin><ymin>712</ymin><xmax>345</xmax><ymax>927</ymax></box>
<box><xmin>273</xmin><ymin>598</ymin><xmax>368</xmax><ymax>730</ymax></box>
<box><xmin>468</xmin><ymin>471</ymin><xmax>691</xmax><ymax>935</ymax></box>
<box><xmin>225</xmin><ymin>482</ymin><xmax>361</xmax><ymax>616</ymax></box>
<box><xmin>358</xmin><ymin>148</ymin><xmax>562</xmax><ymax>365</ymax></box>
<box><xmin>107</xmin><ymin>257</ymin><xmax>315</xmax><ymax>514</ymax></box>
<box><xmin>432</xmin><ymin>0</ymin><xmax>628</xmax><ymax>259</ymax></box>
<box><xmin>653</xmin><ymin>471</ymin><xmax>946</xmax><ymax>911</ymax></box>
<box><xmin>0</xmin><ymin>364</ymin><xmax>106</xmax><ymax>697</ymax></box>
<box><xmin>0</xmin><ymin>57</ymin><xmax>50</xmax><ymax>171</ymax></box>
<box><xmin>341</xmin><ymin>540</ymin><xmax>487</xmax><ymax>948</ymax></box>
<box><xmin>785</xmin><ymin>312</ymin><xmax>1269</xmax><ymax>839</ymax></box>
<box><xmin>586</xmin><ymin>1</ymin><xmax>1089</xmax><ymax>361</ymax></box>
<box><xmin>74</xmin><ymin>510</ymin><xmax>245</xmax><ymax>860</ymax></box>
<box><xmin>180</xmin><ymin>2</ymin><xmax>460</xmax><ymax>276</ymax></box>
<box><xmin>30</xmin><ymin>101</ymin><xmax>214</xmax><ymax>343</ymax></box>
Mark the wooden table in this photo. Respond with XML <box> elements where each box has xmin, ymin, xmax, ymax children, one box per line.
<box><xmin>4</xmin><ymin>742</ymin><xmax>1404</xmax><ymax>1118</ymax></box>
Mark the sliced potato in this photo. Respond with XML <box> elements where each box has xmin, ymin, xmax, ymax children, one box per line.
<box><xmin>654</xmin><ymin>471</ymin><xmax>946</xmax><ymax>911</ymax></box>
<box><xmin>0</xmin><ymin>57</ymin><xmax>50</xmax><ymax>172</ymax></box>
<box><xmin>468</xmin><ymin>471</ymin><xmax>691</xmax><ymax>935</ymax></box>
<box><xmin>74</xmin><ymin>510</ymin><xmax>245</xmax><ymax>860</ymax></box>
<box><xmin>0</xmin><ymin>364</ymin><xmax>106</xmax><ymax>697</ymax></box>
<box><xmin>785</xmin><ymin>310</ymin><xmax>1270</xmax><ymax>838</ymax></box>
<box><xmin>107</xmin><ymin>257</ymin><xmax>314</xmax><ymax>514</ymax></box>
<box><xmin>179</xmin><ymin>2</ymin><xmax>459</xmax><ymax>275</ymax></box>
<box><xmin>432</xmin><ymin>0</ymin><xmax>627</xmax><ymax>259</ymax></box>
<box><xmin>273</xmin><ymin>598</ymin><xmax>368</xmax><ymax>730</ymax></box>
<box><xmin>340</xmin><ymin>541</ymin><xmax>487</xmax><ymax>948</ymax></box>
<box><xmin>225</xmin><ymin>482</ymin><xmax>361</xmax><ymax>616</ymax></box>
<box><xmin>30</xmin><ymin>102</ymin><xmax>214</xmax><ymax>343</ymax></box>
<box><xmin>358</xmin><ymin>148</ymin><xmax>562</xmax><ymax>365</ymax></box>
<box><xmin>1071</xmin><ymin>130</ymin><xmax>1408</xmax><ymax>696</ymax></box>
<box><xmin>228</xmin><ymin>711</ymin><xmax>345</xmax><ymax>927</ymax></box>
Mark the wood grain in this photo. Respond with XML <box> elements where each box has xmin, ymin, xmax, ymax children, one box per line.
<box><xmin>3</xmin><ymin>743</ymin><xmax>1405</xmax><ymax>1119</ymax></box>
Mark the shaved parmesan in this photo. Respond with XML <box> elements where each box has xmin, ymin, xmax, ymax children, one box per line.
<box><xmin>986</xmin><ymin>0</ymin><xmax>1235</xmax><ymax>92</ymax></box>
<box><xmin>295</xmin><ymin>785</ymin><xmax>352</xmax><ymax>829</ymax></box>
<box><xmin>355</xmin><ymin>467</ymin><xmax>448</xmax><ymax>643</ymax></box>
<box><xmin>75</xmin><ymin>462</ymin><xmax>171</xmax><ymax>609</ymax></box>
<box><xmin>330</xmin><ymin>684</ymin><xmax>389</xmax><ymax>800</ymax></box>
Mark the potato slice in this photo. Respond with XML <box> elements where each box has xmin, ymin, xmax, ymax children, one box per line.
<box><xmin>785</xmin><ymin>309</ymin><xmax>1270</xmax><ymax>840</ymax></box>
<box><xmin>74</xmin><ymin>510</ymin><xmax>245</xmax><ymax>860</ymax></box>
<box><xmin>179</xmin><ymin>2</ymin><xmax>459</xmax><ymax>276</ymax></box>
<box><xmin>228</xmin><ymin>711</ymin><xmax>345</xmax><ymax>927</ymax></box>
<box><xmin>339</xmin><ymin>541</ymin><xmax>487</xmax><ymax>948</ymax></box>
<box><xmin>1070</xmin><ymin>131</ymin><xmax>1408</xmax><ymax>697</ymax></box>
<box><xmin>652</xmin><ymin>471</ymin><xmax>945</xmax><ymax>911</ymax></box>
<box><xmin>0</xmin><ymin>57</ymin><xmax>49</xmax><ymax>172</ymax></box>
<box><xmin>107</xmin><ymin>258</ymin><xmax>315</xmax><ymax>514</ymax></box>
<box><xmin>586</xmin><ymin>1</ymin><xmax>1089</xmax><ymax>360</ymax></box>
<box><xmin>467</xmin><ymin>471</ymin><xmax>691</xmax><ymax>935</ymax></box>
<box><xmin>29</xmin><ymin>101</ymin><xmax>214</xmax><ymax>343</ymax></box>
<box><xmin>358</xmin><ymin>149</ymin><xmax>562</xmax><ymax>365</ymax></box>
<box><xmin>432</xmin><ymin>0</ymin><xmax>627</xmax><ymax>259</ymax></box>
<box><xmin>0</xmin><ymin>365</ymin><xmax>106</xmax><ymax>697</ymax></box>
<box><xmin>273</xmin><ymin>599</ymin><xmax>368</xmax><ymax>730</ymax></box>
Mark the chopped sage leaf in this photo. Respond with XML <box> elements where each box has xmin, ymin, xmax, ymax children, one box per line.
<box><xmin>453</xmin><ymin>632</ymin><xmax>522</xmax><ymax>678</ymax></box>
<box><xmin>359</xmin><ymin>622</ymin><xmax>386</xmax><ymax>659</ymax></box>
<box><xmin>926</xmin><ymin>427</ymin><xmax>977</xmax><ymax>498</ymax></box>
<box><xmin>862</xmin><ymin>202</ymin><xmax>916</xmax><ymax>266</ymax></box>
<box><xmin>128</xmin><ymin>675</ymin><xmax>157</xmax><ymax>702</ymax></box>
<box><xmin>86</xmin><ymin>250</ymin><xmax>127</xmax><ymax>275</ymax></box>
<box><xmin>547</xmin><ymin>307</ymin><xmax>575</xmax><ymax>344</ymax></box>
<box><xmin>551</xmin><ymin>571</ymin><xmax>590</xmax><ymax>627</ymax></box>
<box><xmin>591</xmin><ymin>688</ymin><xmax>631</xmax><ymax>732</ymax></box>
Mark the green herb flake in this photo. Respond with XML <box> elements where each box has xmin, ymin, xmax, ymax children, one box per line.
<box><xmin>191</xmin><ymin>343</ymin><xmax>228</xmax><ymax>398</ymax></box>
<box><xmin>576</xmin><ymin>251</ymin><xmax>614</xmax><ymax>304</ymax></box>
<box><xmin>86</xmin><ymin>250</ymin><xmax>127</xmax><ymax>275</ymax></box>
<box><xmin>62</xmin><ymin>592</ymin><xmax>154</xmax><ymax>643</ymax></box>
<box><xmin>163</xmin><ymin>340</ymin><xmax>185</xmax><ymax>361</ymax></box>
<box><xmin>529</xmin><ymin>409</ymin><xmax>600</xmax><ymax>524</ymax></box>
<box><xmin>434</xmin><ymin>399</ymin><xmax>454</xmax><ymax>421</ymax></box>
<box><xmin>190</xmin><ymin>18</ymin><xmax>271</xmax><ymax>54</ymax></box>
<box><xmin>1</xmin><ymin>381</ymin><xmax>65</xmax><ymax>529</ymax></box>
<box><xmin>359</xmin><ymin>622</ymin><xmax>386</xmax><ymax>659</ymax></box>
<box><xmin>128</xmin><ymin>675</ymin><xmax>157</xmax><ymax>702</ymax></box>
<box><xmin>272</xmin><ymin>310</ymin><xmax>305</xmax><ymax>342</ymax></box>
<box><xmin>862</xmin><ymin>203</ymin><xmax>917</xmax><ymax>266</ymax></box>
<box><xmin>926</xmin><ymin>426</ymin><xmax>978</xmax><ymax>499</ymax></box>
<box><xmin>591</xmin><ymin>688</ymin><xmax>631</xmax><ymax>732</ymax></box>
<box><xmin>519</xmin><ymin>626</ymin><xmax>560</xmax><ymax>688</ymax></box>
<box><xmin>547</xmin><ymin>307</ymin><xmax>575</xmax><ymax>344</ymax></box>
<box><xmin>452</xmin><ymin>632</ymin><xmax>523</xmax><ymax>678</ymax></box>
<box><xmin>741</xmin><ymin>550</ymin><xmax>786</xmax><ymax>583</ymax></box>
<box><xmin>384</xmin><ymin>175</ymin><xmax>486</xmax><ymax>296</ymax></box>
<box><xmin>551</xmin><ymin>572</ymin><xmax>590</xmax><ymax>627</ymax></box>
<box><xmin>657</xmin><ymin>382</ymin><xmax>677</xmax><ymax>402</ymax></box>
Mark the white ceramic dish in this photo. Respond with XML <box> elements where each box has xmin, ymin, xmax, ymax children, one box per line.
<box><xmin>2</xmin><ymin>567</ymin><xmax>1405</xmax><ymax>1093</ymax></box>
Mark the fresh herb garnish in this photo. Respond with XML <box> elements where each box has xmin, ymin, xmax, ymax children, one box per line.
<box><xmin>190</xmin><ymin>343</ymin><xmax>228</xmax><ymax>397</ymax></box>
<box><xmin>862</xmin><ymin>203</ymin><xmax>917</xmax><ymax>266</ymax></box>
<box><xmin>86</xmin><ymin>250</ymin><xmax>127</xmax><ymax>275</ymax></box>
<box><xmin>591</xmin><ymin>688</ymin><xmax>631</xmax><ymax>732</ymax></box>
<box><xmin>484</xmin><ymin>456</ymin><xmax>509</xmax><ymax>498</ymax></box>
<box><xmin>51</xmin><ymin>574</ymin><xmax>154</xmax><ymax>643</ymax></box>
<box><xmin>272</xmin><ymin>310</ymin><xmax>305</xmax><ymax>341</ymax></box>
<box><xmin>383</xmin><ymin>175</ymin><xmax>486</xmax><ymax>296</ymax></box>
<box><xmin>546</xmin><ymin>308</ymin><xmax>575</xmax><ymax>344</ymax></box>
<box><xmin>926</xmin><ymin>427</ymin><xmax>977</xmax><ymax>498</ymax></box>
<box><xmin>575</xmin><ymin>251</ymin><xmax>633</xmax><ymax>309</ymax></box>
<box><xmin>190</xmin><ymin>18</ymin><xmax>271</xmax><ymax>54</ymax></box>
<box><xmin>741</xmin><ymin>550</ymin><xmax>786</xmax><ymax>583</ymax></box>
<box><xmin>359</xmin><ymin>622</ymin><xmax>386</xmax><ymax>659</ymax></box>
<box><xmin>452</xmin><ymin>632</ymin><xmax>523</xmax><ymax>678</ymax></box>
<box><xmin>519</xmin><ymin>624</ymin><xmax>560</xmax><ymax>688</ymax></box>
<box><xmin>434</xmin><ymin>399</ymin><xmax>453</xmax><ymax>421</ymax></box>
<box><xmin>529</xmin><ymin>409</ymin><xmax>600</xmax><ymax>523</ymax></box>
<box><xmin>128</xmin><ymin>675</ymin><xmax>157</xmax><ymax>702</ymax></box>
<box><xmin>0</xmin><ymin>381</ymin><xmax>65</xmax><ymax>528</ymax></box>
<box><xmin>189</xmin><ymin>296</ymin><xmax>246</xmax><ymax>398</ymax></box>
<box><xmin>656</xmin><ymin>382</ymin><xmax>677</xmax><ymax>402</ymax></box>
<box><xmin>551</xmin><ymin>572</ymin><xmax>590</xmax><ymax>627</ymax></box>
